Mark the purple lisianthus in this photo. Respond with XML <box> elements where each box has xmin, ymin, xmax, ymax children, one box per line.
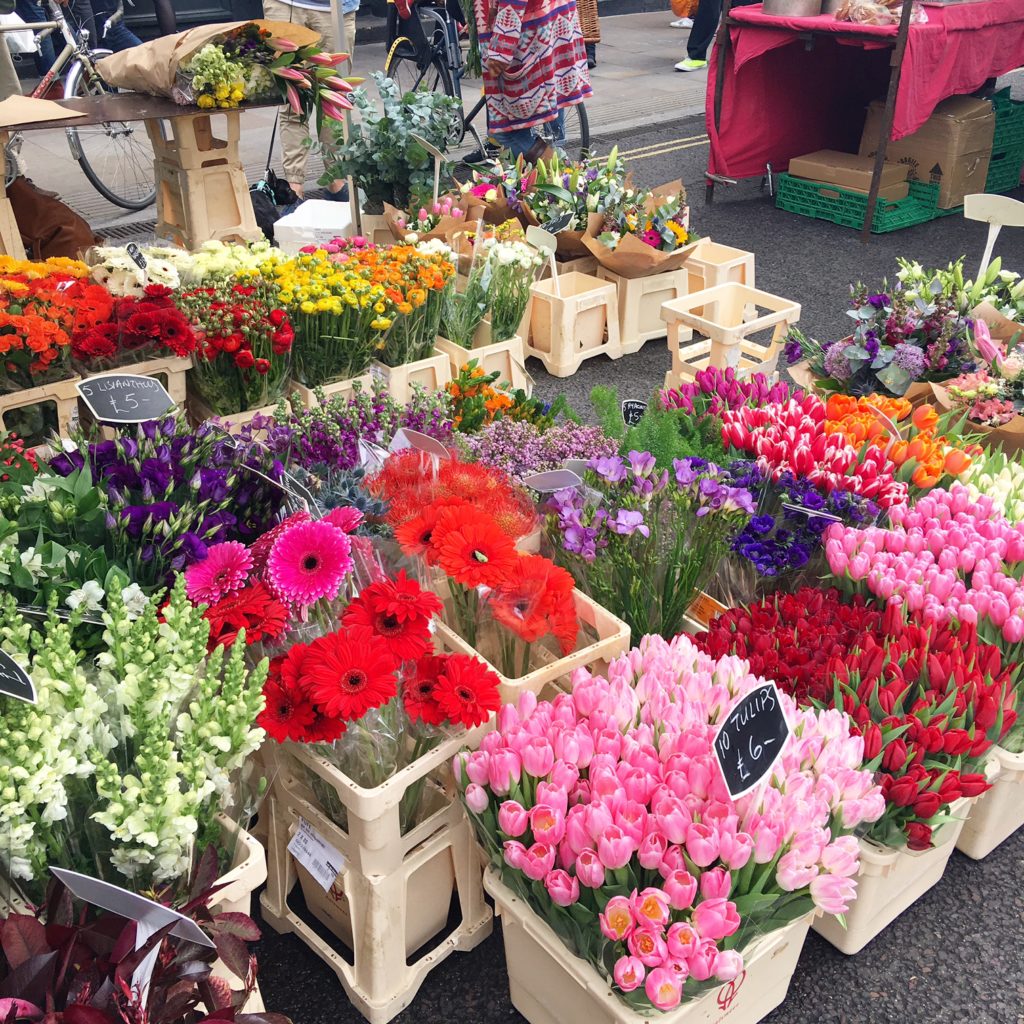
<box><xmin>867</xmin><ymin>293</ymin><xmax>890</xmax><ymax>309</ymax></box>
<box><xmin>120</xmin><ymin>501</ymin><xmax>179</xmax><ymax>538</ymax></box>
<box><xmin>784</xmin><ymin>335</ymin><xmax>804</xmax><ymax>365</ymax></box>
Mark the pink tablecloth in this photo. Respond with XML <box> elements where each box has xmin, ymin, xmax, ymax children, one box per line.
<box><xmin>707</xmin><ymin>0</ymin><xmax>1024</xmax><ymax>180</ymax></box>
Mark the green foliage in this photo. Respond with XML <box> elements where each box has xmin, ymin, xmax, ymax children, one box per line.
<box><xmin>323</xmin><ymin>73</ymin><xmax>461</xmax><ymax>213</ymax></box>
<box><xmin>590</xmin><ymin>385</ymin><xmax>727</xmax><ymax>467</ymax></box>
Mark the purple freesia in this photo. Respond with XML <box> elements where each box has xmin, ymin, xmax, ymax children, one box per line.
<box><xmin>607</xmin><ymin>509</ymin><xmax>650</xmax><ymax>537</ymax></box>
<box><xmin>590</xmin><ymin>454</ymin><xmax>628</xmax><ymax>484</ymax></box>
<box><xmin>627</xmin><ymin>450</ymin><xmax>656</xmax><ymax>479</ymax></box>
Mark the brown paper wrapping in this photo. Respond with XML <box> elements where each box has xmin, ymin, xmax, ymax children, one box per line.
<box><xmin>930</xmin><ymin>383</ymin><xmax>1024</xmax><ymax>455</ymax></box>
<box><xmin>971</xmin><ymin>302</ymin><xmax>1024</xmax><ymax>345</ymax></box>
<box><xmin>582</xmin><ymin>212</ymin><xmax>699</xmax><ymax>280</ymax></box>
<box><xmin>788</xmin><ymin>356</ymin><xmax>936</xmax><ymax>409</ymax></box>
<box><xmin>383</xmin><ymin>203</ymin><xmax>470</xmax><ymax>245</ymax></box>
<box><xmin>97</xmin><ymin>20</ymin><xmax>321</xmax><ymax>98</ymax></box>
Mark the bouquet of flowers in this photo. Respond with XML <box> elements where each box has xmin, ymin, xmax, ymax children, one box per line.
<box><xmin>258</xmin><ymin>569</ymin><xmax>500</xmax><ymax>828</ymax></box>
<box><xmin>897</xmin><ymin>255</ymin><xmax>1024</xmax><ymax>323</ymax></box>
<box><xmin>88</xmin><ymin>243</ymin><xmax>184</xmax><ymax>296</ymax></box>
<box><xmin>942</xmin><ymin>368</ymin><xmax>1016</xmax><ymax>425</ymax></box>
<box><xmin>583</xmin><ymin>182</ymin><xmax>698</xmax><ymax>278</ymax></box>
<box><xmin>455</xmin><ymin>634</ymin><xmax>884</xmax><ymax>1013</ymax></box>
<box><xmin>180</xmin><ymin>278</ymin><xmax>294</xmax><ymax>414</ymax></box>
<box><xmin>98</xmin><ymin>20</ymin><xmax>355</xmax><ymax>127</ymax></box>
<box><xmin>466</xmin><ymin>417</ymin><xmax>618</xmax><ymax>479</ymax></box>
<box><xmin>0</xmin><ymin>257</ymin><xmax>112</xmax><ymax>391</ymax></box>
<box><xmin>47</xmin><ymin>414</ymin><xmax>287</xmax><ymax>588</ymax></box>
<box><xmin>544</xmin><ymin>453</ymin><xmax>755</xmax><ymax>639</ymax></box>
<box><xmin>387</xmin><ymin>194</ymin><xmax>467</xmax><ymax>242</ymax></box>
<box><xmin>698</xmin><ymin>588</ymin><xmax>1013</xmax><ymax>849</ymax></box>
<box><xmin>71</xmin><ymin>282</ymin><xmax>198</xmax><ymax>371</ymax></box>
<box><xmin>0</xmin><ymin>578</ymin><xmax>267</xmax><ymax>904</ymax></box>
<box><xmin>523</xmin><ymin>150</ymin><xmax>632</xmax><ymax>236</ymax></box>
<box><xmin>445</xmin><ymin>361</ymin><xmax>514</xmax><ymax>431</ymax></box>
<box><xmin>788</xmin><ymin>275</ymin><xmax>973</xmax><ymax>396</ymax></box>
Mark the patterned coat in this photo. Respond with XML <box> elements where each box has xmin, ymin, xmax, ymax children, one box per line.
<box><xmin>477</xmin><ymin>0</ymin><xmax>593</xmax><ymax>133</ymax></box>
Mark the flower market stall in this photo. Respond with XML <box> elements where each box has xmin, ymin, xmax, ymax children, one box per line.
<box><xmin>1</xmin><ymin>167</ymin><xmax>1024</xmax><ymax>1024</ymax></box>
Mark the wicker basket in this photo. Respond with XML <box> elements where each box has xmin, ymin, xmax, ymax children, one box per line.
<box><xmin>577</xmin><ymin>0</ymin><xmax>600</xmax><ymax>44</ymax></box>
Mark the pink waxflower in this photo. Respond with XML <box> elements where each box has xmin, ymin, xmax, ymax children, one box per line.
<box><xmin>544</xmin><ymin>868</ymin><xmax>579</xmax><ymax>906</ymax></box>
<box><xmin>630</xmin><ymin>888</ymin><xmax>670</xmax><ymax>928</ymax></box>
<box><xmin>265</xmin><ymin>519</ymin><xmax>352</xmax><ymax>606</ymax></box>
<box><xmin>498</xmin><ymin>800</ymin><xmax>528</xmax><ymax>837</ymax></box>
<box><xmin>185</xmin><ymin>541</ymin><xmax>252</xmax><ymax>604</ymax></box>
<box><xmin>644</xmin><ymin>966</ymin><xmax>682</xmax><ymax>1011</ymax></box>
<box><xmin>692</xmin><ymin>898</ymin><xmax>740</xmax><ymax>941</ymax></box>
<box><xmin>597</xmin><ymin>825</ymin><xmax>635</xmax><ymax>870</ymax></box>
<box><xmin>613</xmin><ymin>955</ymin><xmax>646</xmax><ymax>993</ymax></box>
<box><xmin>627</xmin><ymin>926</ymin><xmax>668</xmax><ymax>968</ymax></box>
<box><xmin>599</xmin><ymin>895</ymin><xmax>634</xmax><ymax>941</ymax></box>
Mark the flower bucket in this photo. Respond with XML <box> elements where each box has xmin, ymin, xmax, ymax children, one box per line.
<box><xmin>260</xmin><ymin>730</ymin><xmax>493</xmax><ymax>1024</ymax></box>
<box><xmin>812</xmin><ymin>797</ymin><xmax>973</xmax><ymax>954</ymax></box>
<box><xmin>0</xmin><ymin>375</ymin><xmax>81</xmax><ymax>453</ymax></box>
<box><xmin>187</xmin><ymin>395</ymin><xmax>285</xmax><ymax>433</ymax></box>
<box><xmin>435</xmin><ymin>335</ymin><xmax>534</xmax><ymax>396</ymax></box>
<box><xmin>289</xmin><ymin>371</ymin><xmax>375</xmax><ymax>410</ymax></box>
<box><xmin>956</xmin><ymin>747</ymin><xmax>1024</xmax><ymax>860</ymax></box>
<box><xmin>370</xmin><ymin>349</ymin><xmax>452</xmax><ymax>405</ymax></box>
<box><xmin>432</xmin><ymin>587</ymin><xmax>630</xmax><ymax>705</ymax></box>
<box><xmin>484</xmin><ymin>868</ymin><xmax>814</xmax><ymax>1024</ymax></box>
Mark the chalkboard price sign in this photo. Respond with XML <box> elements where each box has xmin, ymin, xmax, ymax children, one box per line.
<box><xmin>622</xmin><ymin>399</ymin><xmax>648</xmax><ymax>426</ymax></box>
<box><xmin>0</xmin><ymin>649</ymin><xmax>35</xmax><ymax>704</ymax></box>
<box><xmin>713</xmin><ymin>681</ymin><xmax>790</xmax><ymax>799</ymax></box>
<box><xmin>77</xmin><ymin>373</ymin><xmax>176</xmax><ymax>425</ymax></box>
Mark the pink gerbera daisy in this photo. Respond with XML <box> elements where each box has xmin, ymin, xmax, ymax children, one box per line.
<box><xmin>184</xmin><ymin>541</ymin><xmax>253</xmax><ymax>604</ymax></box>
<box><xmin>265</xmin><ymin>519</ymin><xmax>354</xmax><ymax>607</ymax></box>
<box><xmin>324</xmin><ymin>506</ymin><xmax>364</xmax><ymax>535</ymax></box>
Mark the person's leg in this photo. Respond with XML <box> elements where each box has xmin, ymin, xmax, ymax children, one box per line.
<box><xmin>307</xmin><ymin>4</ymin><xmax>349</xmax><ymax>195</ymax></box>
<box><xmin>151</xmin><ymin>0</ymin><xmax>176</xmax><ymax>35</ymax></box>
<box><xmin>493</xmin><ymin>126</ymin><xmax>540</xmax><ymax>160</ymax></box>
<box><xmin>684</xmin><ymin>0</ymin><xmax>721</xmax><ymax>62</ymax></box>
<box><xmin>16</xmin><ymin>0</ymin><xmax>56</xmax><ymax>75</ymax></box>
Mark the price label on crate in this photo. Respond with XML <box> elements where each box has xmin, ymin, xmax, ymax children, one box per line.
<box><xmin>713</xmin><ymin>681</ymin><xmax>791</xmax><ymax>800</ymax></box>
<box><xmin>288</xmin><ymin>816</ymin><xmax>346</xmax><ymax>892</ymax></box>
<box><xmin>621</xmin><ymin>399</ymin><xmax>648</xmax><ymax>426</ymax></box>
<box><xmin>0</xmin><ymin>649</ymin><xmax>34</xmax><ymax>704</ymax></box>
<box><xmin>77</xmin><ymin>373</ymin><xmax>175</xmax><ymax>425</ymax></box>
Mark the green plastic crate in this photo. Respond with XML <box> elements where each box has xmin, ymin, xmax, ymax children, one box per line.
<box><xmin>986</xmin><ymin>146</ymin><xmax>1024</xmax><ymax>194</ymax></box>
<box><xmin>991</xmin><ymin>88</ymin><xmax>1024</xmax><ymax>151</ymax></box>
<box><xmin>775</xmin><ymin>174</ymin><xmax>940</xmax><ymax>233</ymax></box>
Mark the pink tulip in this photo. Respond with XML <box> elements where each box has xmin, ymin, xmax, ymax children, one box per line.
<box><xmin>575</xmin><ymin>848</ymin><xmax>606</xmax><ymax>888</ymax></box>
<box><xmin>487</xmin><ymin>749</ymin><xmax>521</xmax><ymax>795</ymax></box>
<box><xmin>465</xmin><ymin>751</ymin><xmax>490</xmax><ymax>786</ymax></box>
<box><xmin>686</xmin><ymin>938</ymin><xmax>720</xmax><ymax>982</ymax></box>
<box><xmin>464</xmin><ymin>783</ymin><xmax>488</xmax><ymax>814</ymax></box>
<box><xmin>693</xmin><ymin>898</ymin><xmax>740</xmax><ymax>941</ymax></box>
<box><xmin>644</xmin><ymin>966</ymin><xmax>682</xmax><ymax>1010</ymax></box>
<box><xmin>521</xmin><ymin>842</ymin><xmax>556</xmax><ymax>881</ymax></box>
<box><xmin>497</xmin><ymin>800</ymin><xmax>528</xmax><ymax>837</ymax></box>
<box><xmin>551</xmin><ymin>759</ymin><xmax>580</xmax><ymax>790</ymax></box>
<box><xmin>530</xmin><ymin>804</ymin><xmax>566</xmax><ymax>846</ymax></box>
<box><xmin>544</xmin><ymin>868</ymin><xmax>580</xmax><ymax>906</ymax></box>
<box><xmin>810</xmin><ymin>872</ymin><xmax>857</xmax><ymax>914</ymax></box>
<box><xmin>597</xmin><ymin>826</ymin><xmax>635</xmax><ymax>870</ymax></box>
<box><xmin>584</xmin><ymin>802</ymin><xmax>614</xmax><ymax>841</ymax></box>
<box><xmin>776</xmin><ymin>850</ymin><xmax>820</xmax><ymax>890</ymax></box>
<box><xmin>662</xmin><ymin>869</ymin><xmax>698</xmax><ymax>910</ymax></box>
<box><xmin>713</xmin><ymin>949</ymin><xmax>744</xmax><ymax>981</ymax></box>
<box><xmin>658</xmin><ymin>844</ymin><xmax>687</xmax><ymax>878</ymax></box>
<box><xmin>684</xmin><ymin>822</ymin><xmax>719</xmax><ymax>867</ymax></box>
<box><xmin>536</xmin><ymin>781</ymin><xmax>568</xmax><ymax>816</ymax></box>
<box><xmin>613</xmin><ymin>955</ymin><xmax>646</xmax><ymax>993</ymax></box>
<box><xmin>753</xmin><ymin>825</ymin><xmax>781</xmax><ymax>863</ymax></box>
<box><xmin>503</xmin><ymin>840</ymin><xmax>527</xmax><ymax>871</ymax></box>
<box><xmin>655</xmin><ymin>797</ymin><xmax>691</xmax><ymax>844</ymax></box>
<box><xmin>717</xmin><ymin>830</ymin><xmax>753</xmax><ymax>870</ymax></box>
<box><xmin>820</xmin><ymin>835</ymin><xmax>859</xmax><ymax>877</ymax></box>
<box><xmin>599</xmin><ymin>895</ymin><xmax>634</xmax><ymax>941</ymax></box>
<box><xmin>699</xmin><ymin>867</ymin><xmax>732</xmax><ymax>900</ymax></box>
<box><xmin>631</xmin><ymin>887</ymin><xmax>671</xmax><ymax>928</ymax></box>
<box><xmin>637</xmin><ymin>833</ymin><xmax>667</xmax><ymax>870</ymax></box>
<box><xmin>627</xmin><ymin>926</ymin><xmax>668</xmax><ymax>968</ymax></box>
<box><xmin>666</xmin><ymin>920</ymin><xmax>699</xmax><ymax>959</ymax></box>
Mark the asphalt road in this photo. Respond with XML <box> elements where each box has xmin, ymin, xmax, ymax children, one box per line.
<box><xmin>255</xmin><ymin>114</ymin><xmax>1024</xmax><ymax>1024</ymax></box>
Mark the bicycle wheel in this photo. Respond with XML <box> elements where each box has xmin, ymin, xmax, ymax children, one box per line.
<box><xmin>385</xmin><ymin>45</ymin><xmax>470</xmax><ymax>148</ymax></box>
<box><xmin>537</xmin><ymin>102</ymin><xmax>591</xmax><ymax>161</ymax></box>
<box><xmin>65</xmin><ymin>53</ymin><xmax>156</xmax><ymax>212</ymax></box>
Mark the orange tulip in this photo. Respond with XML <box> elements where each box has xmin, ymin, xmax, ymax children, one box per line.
<box><xmin>912</xmin><ymin>405</ymin><xmax>938</xmax><ymax>434</ymax></box>
<box><xmin>905</xmin><ymin>437</ymin><xmax>929</xmax><ymax>463</ymax></box>
<box><xmin>888</xmin><ymin>440</ymin><xmax>909</xmax><ymax>466</ymax></box>
<box><xmin>912</xmin><ymin>465</ymin><xmax>941</xmax><ymax>489</ymax></box>
<box><xmin>944</xmin><ymin>448</ymin><xmax>972</xmax><ymax>476</ymax></box>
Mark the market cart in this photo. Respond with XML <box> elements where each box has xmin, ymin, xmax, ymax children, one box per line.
<box><xmin>706</xmin><ymin>0</ymin><xmax>1024</xmax><ymax>239</ymax></box>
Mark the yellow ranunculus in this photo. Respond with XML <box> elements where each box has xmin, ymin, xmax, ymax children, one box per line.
<box><xmin>197</xmin><ymin>94</ymin><xmax>216</xmax><ymax>109</ymax></box>
<box><xmin>300</xmin><ymin>300</ymin><xmax>316</xmax><ymax>314</ymax></box>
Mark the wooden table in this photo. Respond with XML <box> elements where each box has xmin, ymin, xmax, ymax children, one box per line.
<box><xmin>0</xmin><ymin>92</ymin><xmax>269</xmax><ymax>257</ymax></box>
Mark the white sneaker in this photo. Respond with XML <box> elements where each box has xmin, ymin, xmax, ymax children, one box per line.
<box><xmin>670</xmin><ymin>16</ymin><xmax>693</xmax><ymax>27</ymax></box>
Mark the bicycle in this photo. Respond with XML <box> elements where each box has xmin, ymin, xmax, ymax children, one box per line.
<box><xmin>0</xmin><ymin>0</ymin><xmax>155</xmax><ymax>210</ymax></box>
<box><xmin>384</xmin><ymin>0</ymin><xmax>590</xmax><ymax>161</ymax></box>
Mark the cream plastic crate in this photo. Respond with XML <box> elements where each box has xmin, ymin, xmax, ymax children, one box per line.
<box><xmin>146</xmin><ymin>111</ymin><xmax>242</xmax><ymax>172</ymax></box>
<box><xmin>597</xmin><ymin>267</ymin><xmax>690</xmax><ymax>354</ymax></box>
<box><xmin>260</xmin><ymin>733</ymin><xmax>493</xmax><ymax>1024</ymax></box>
<box><xmin>371</xmin><ymin>350</ymin><xmax>452</xmax><ymax>404</ymax></box>
<box><xmin>76</xmin><ymin>353</ymin><xmax>192</xmax><ymax>426</ymax></box>
<box><xmin>435</xmin><ymin>335</ymin><xmax>534</xmax><ymax>395</ymax></box>
<box><xmin>484</xmin><ymin>868</ymin><xmax>813</xmax><ymax>1024</ymax></box>
<box><xmin>956</xmin><ymin>747</ymin><xmax>1024</xmax><ymax>860</ymax></box>
<box><xmin>472</xmin><ymin>307</ymin><xmax>533</xmax><ymax>347</ymax></box>
<box><xmin>433</xmin><ymin>587</ymin><xmax>630</xmax><ymax>705</ymax></box>
<box><xmin>661</xmin><ymin>283</ymin><xmax>800</xmax><ymax>389</ymax></box>
<box><xmin>686</xmin><ymin>239</ymin><xmax>755</xmax><ymax>296</ymax></box>
<box><xmin>0</xmin><ymin>375</ymin><xmax>80</xmax><ymax>452</ymax></box>
<box><xmin>290</xmin><ymin>371</ymin><xmax>375</xmax><ymax>409</ymax></box>
<box><xmin>358</xmin><ymin>212</ymin><xmax>399</xmax><ymax>247</ymax></box>
<box><xmin>813</xmin><ymin>796</ymin><xmax>973</xmax><ymax>954</ymax></box>
<box><xmin>538</xmin><ymin>254</ymin><xmax>599</xmax><ymax>279</ymax></box>
<box><xmin>524</xmin><ymin>272</ymin><xmax>623</xmax><ymax>377</ymax></box>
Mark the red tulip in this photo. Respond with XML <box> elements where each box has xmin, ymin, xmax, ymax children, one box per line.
<box><xmin>912</xmin><ymin>791</ymin><xmax>941</xmax><ymax>819</ymax></box>
<box><xmin>905</xmin><ymin>821</ymin><xmax>933</xmax><ymax>850</ymax></box>
<box><xmin>958</xmin><ymin>773</ymin><xmax>991</xmax><ymax>798</ymax></box>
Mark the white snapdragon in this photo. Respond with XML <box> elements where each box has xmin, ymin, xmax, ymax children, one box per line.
<box><xmin>66</xmin><ymin>579</ymin><xmax>105</xmax><ymax>612</ymax></box>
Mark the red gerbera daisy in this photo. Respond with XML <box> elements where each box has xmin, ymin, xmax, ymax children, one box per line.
<box><xmin>305</xmin><ymin>630</ymin><xmax>399</xmax><ymax>721</ymax></box>
<box><xmin>204</xmin><ymin>581</ymin><xmax>289</xmax><ymax>651</ymax></box>
<box><xmin>433</xmin><ymin>653</ymin><xmax>501</xmax><ymax>728</ymax></box>
<box><xmin>432</xmin><ymin>510</ymin><xmax>518</xmax><ymax>589</ymax></box>
<box><xmin>304</xmin><ymin>705</ymin><xmax>348</xmax><ymax>743</ymax></box>
<box><xmin>376</xmin><ymin>570</ymin><xmax>443</xmax><ymax>623</ymax></box>
<box><xmin>394</xmin><ymin>498</ymin><xmax>471</xmax><ymax>561</ymax></box>
<box><xmin>257</xmin><ymin>678</ymin><xmax>317</xmax><ymax>743</ymax></box>
<box><xmin>402</xmin><ymin>654</ymin><xmax>447</xmax><ymax>726</ymax></box>
<box><xmin>342</xmin><ymin>587</ymin><xmax>434</xmax><ymax>662</ymax></box>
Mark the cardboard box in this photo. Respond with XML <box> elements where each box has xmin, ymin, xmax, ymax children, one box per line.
<box><xmin>789</xmin><ymin>149</ymin><xmax>909</xmax><ymax>192</ymax></box>
<box><xmin>801</xmin><ymin>177</ymin><xmax>910</xmax><ymax>202</ymax></box>
<box><xmin>859</xmin><ymin>96</ymin><xmax>995</xmax><ymax>209</ymax></box>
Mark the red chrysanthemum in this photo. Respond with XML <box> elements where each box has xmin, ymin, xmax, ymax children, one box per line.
<box><xmin>305</xmin><ymin>631</ymin><xmax>399</xmax><ymax>722</ymax></box>
<box><xmin>432</xmin><ymin>653</ymin><xmax>501</xmax><ymax>728</ymax></box>
<box><xmin>257</xmin><ymin>678</ymin><xmax>317</xmax><ymax>743</ymax></box>
<box><xmin>402</xmin><ymin>654</ymin><xmax>448</xmax><ymax>726</ymax></box>
<box><xmin>432</xmin><ymin>510</ymin><xmax>518</xmax><ymax>589</ymax></box>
